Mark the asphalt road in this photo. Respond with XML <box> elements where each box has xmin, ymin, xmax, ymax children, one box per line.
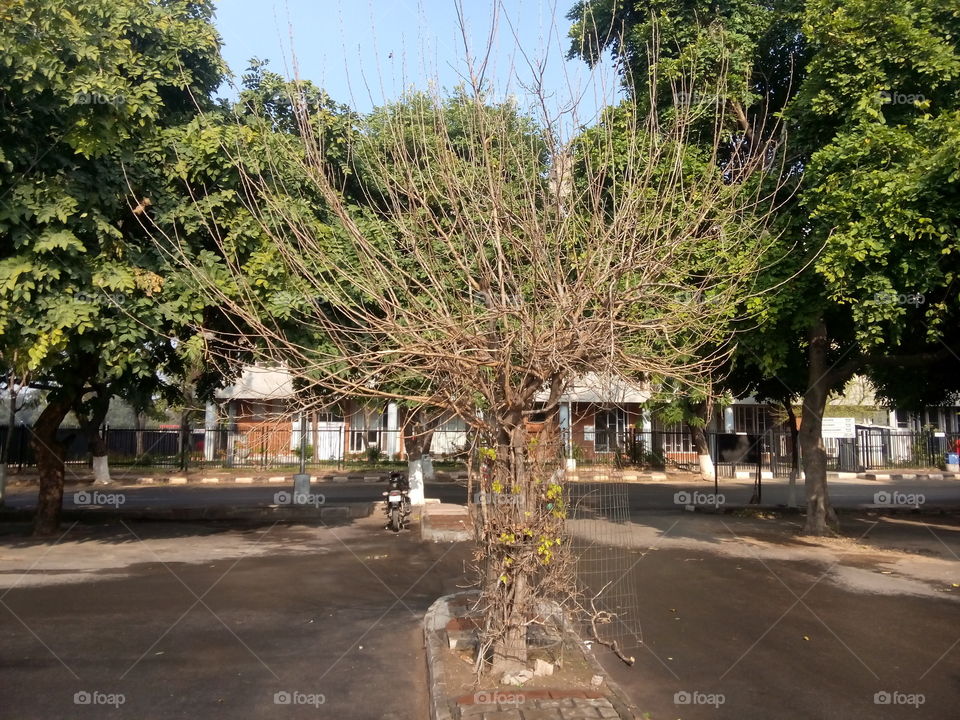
<box><xmin>0</xmin><ymin>516</ymin><xmax>472</xmax><ymax>720</ymax></box>
<box><xmin>4</xmin><ymin>476</ymin><xmax>959</xmax><ymax>512</ymax></box>
<box><xmin>1</xmin><ymin>497</ymin><xmax>958</xmax><ymax>719</ymax></box>
<box><xmin>588</xmin><ymin>542</ymin><xmax>960</xmax><ymax>720</ymax></box>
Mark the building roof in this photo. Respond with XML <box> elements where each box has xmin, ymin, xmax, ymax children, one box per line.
<box><xmin>535</xmin><ymin>372</ymin><xmax>650</xmax><ymax>405</ymax></box>
<box><xmin>215</xmin><ymin>366</ymin><xmax>296</xmax><ymax>401</ymax></box>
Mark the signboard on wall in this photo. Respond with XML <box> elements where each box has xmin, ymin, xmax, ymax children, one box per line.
<box><xmin>822</xmin><ymin>417</ymin><xmax>856</xmax><ymax>439</ymax></box>
<box><xmin>716</xmin><ymin>433</ymin><xmax>760</xmax><ymax>464</ymax></box>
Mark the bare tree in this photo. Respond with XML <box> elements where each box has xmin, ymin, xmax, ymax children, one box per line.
<box><xmin>150</xmin><ymin>28</ymin><xmax>784</xmax><ymax>675</ymax></box>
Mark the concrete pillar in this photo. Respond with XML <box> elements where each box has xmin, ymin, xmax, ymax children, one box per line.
<box><xmin>204</xmin><ymin>402</ymin><xmax>217</xmax><ymax>462</ymax></box>
<box><xmin>559</xmin><ymin>402</ymin><xmax>573</xmax><ymax>469</ymax></box>
<box><xmin>225</xmin><ymin>402</ymin><xmax>236</xmax><ymax>467</ymax></box>
<box><xmin>723</xmin><ymin>406</ymin><xmax>735</xmax><ymax>433</ymax></box>
<box><xmin>385</xmin><ymin>402</ymin><xmax>399</xmax><ymax>459</ymax></box>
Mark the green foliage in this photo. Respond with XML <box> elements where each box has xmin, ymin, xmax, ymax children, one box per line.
<box><xmin>0</xmin><ymin>0</ymin><xmax>224</xmax><ymax>401</ymax></box>
<box><xmin>793</xmin><ymin>0</ymin><xmax>960</xmax><ymax>355</ymax></box>
<box><xmin>573</xmin><ymin>0</ymin><xmax>960</xmax><ymax>411</ymax></box>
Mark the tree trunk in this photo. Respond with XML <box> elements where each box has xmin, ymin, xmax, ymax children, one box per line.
<box><xmin>800</xmin><ymin>319</ymin><xmax>839</xmax><ymax>535</ymax></box>
<box><xmin>178</xmin><ymin>409</ymin><xmax>191</xmax><ymax>471</ymax></box>
<box><xmin>405</xmin><ymin>428</ymin><xmax>426</xmax><ymax>507</ymax></box>
<box><xmin>489</xmin><ymin>419</ymin><xmax>532</xmax><ymax>676</ymax></box>
<box><xmin>134</xmin><ymin>411</ymin><xmax>145</xmax><ymax>458</ymax></box>
<box><xmin>404</xmin><ymin>412</ymin><xmax>437</xmax><ymax>506</ymax></box>
<box><xmin>491</xmin><ymin>570</ymin><xmax>528</xmax><ymax>675</ymax></box>
<box><xmin>32</xmin><ymin>397</ymin><xmax>73</xmax><ymax>536</ymax></box>
<box><xmin>421</xmin><ymin>430</ymin><xmax>435</xmax><ymax>482</ymax></box>
<box><xmin>76</xmin><ymin>389</ymin><xmax>111</xmax><ymax>484</ymax></box>
<box><xmin>686</xmin><ymin>421</ymin><xmax>715</xmax><ymax>482</ymax></box>
<box><xmin>91</xmin><ymin>440</ymin><xmax>110</xmax><ymax>484</ymax></box>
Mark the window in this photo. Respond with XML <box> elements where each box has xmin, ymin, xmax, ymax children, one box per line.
<box><xmin>733</xmin><ymin>405</ymin><xmax>771</xmax><ymax>434</ymax></box>
<box><xmin>659</xmin><ymin>422</ymin><xmax>693</xmax><ymax>453</ymax></box>
<box><xmin>594</xmin><ymin>408</ymin><xmax>625</xmax><ymax>452</ymax></box>
<box><xmin>349</xmin><ymin>408</ymin><xmax>384</xmax><ymax>453</ymax></box>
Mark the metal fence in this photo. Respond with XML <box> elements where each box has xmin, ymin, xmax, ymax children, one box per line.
<box><xmin>561</xmin><ymin>426</ymin><xmax>960</xmax><ymax>476</ymax></box>
<box><xmin>0</xmin><ymin>425</ymin><xmax>472</xmax><ymax>471</ymax></box>
<box><xmin>2</xmin><ymin>423</ymin><xmax>958</xmax><ymax>475</ymax></box>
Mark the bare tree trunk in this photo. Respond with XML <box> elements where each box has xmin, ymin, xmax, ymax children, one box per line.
<box><xmin>800</xmin><ymin>319</ymin><xmax>839</xmax><ymax>535</ymax></box>
<box><xmin>686</xmin><ymin>405</ymin><xmax>715</xmax><ymax>482</ymax></box>
<box><xmin>492</xmin><ymin>569</ymin><xmax>528</xmax><ymax>674</ymax></box>
<box><xmin>32</xmin><ymin>397</ymin><xmax>73</xmax><ymax>536</ymax></box>
<box><xmin>489</xmin><ymin>418</ymin><xmax>533</xmax><ymax>675</ymax></box>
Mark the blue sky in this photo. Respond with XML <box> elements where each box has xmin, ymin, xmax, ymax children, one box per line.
<box><xmin>213</xmin><ymin>0</ymin><xmax>621</xmax><ymax>136</ymax></box>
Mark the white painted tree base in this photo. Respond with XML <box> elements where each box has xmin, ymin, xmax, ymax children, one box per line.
<box><xmin>407</xmin><ymin>458</ymin><xmax>425</xmax><ymax>506</ymax></box>
<box><xmin>92</xmin><ymin>455</ymin><xmax>112</xmax><ymax>484</ymax></box>
<box><xmin>787</xmin><ymin>470</ymin><xmax>803</xmax><ymax>508</ymax></box>
<box><xmin>698</xmin><ymin>454</ymin><xmax>715</xmax><ymax>483</ymax></box>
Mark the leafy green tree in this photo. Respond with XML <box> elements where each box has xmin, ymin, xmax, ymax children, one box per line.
<box><xmin>785</xmin><ymin>0</ymin><xmax>960</xmax><ymax>531</ymax></box>
<box><xmin>569</xmin><ymin>0</ymin><xmax>960</xmax><ymax>534</ymax></box>
<box><xmin>0</xmin><ymin>0</ymin><xmax>223</xmax><ymax>534</ymax></box>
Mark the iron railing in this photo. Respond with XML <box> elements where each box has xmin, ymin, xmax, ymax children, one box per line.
<box><xmin>1</xmin><ymin>424</ymin><xmax>957</xmax><ymax>475</ymax></box>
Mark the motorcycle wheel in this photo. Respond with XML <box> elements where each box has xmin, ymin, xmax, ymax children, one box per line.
<box><xmin>390</xmin><ymin>505</ymin><xmax>401</xmax><ymax>532</ymax></box>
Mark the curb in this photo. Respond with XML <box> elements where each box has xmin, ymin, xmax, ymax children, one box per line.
<box><xmin>3</xmin><ymin>470</ymin><xmax>471</xmax><ymax>488</ymax></box>
<box><xmin>424</xmin><ymin>593</ymin><xmax>642</xmax><ymax>720</ymax></box>
<box><xmin>425</xmin><ymin>593</ymin><xmax>475</xmax><ymax>720</ymax></box>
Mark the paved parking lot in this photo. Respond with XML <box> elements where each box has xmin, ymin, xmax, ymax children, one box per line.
<box><xmin>1</xmin><ymin>506</ymin><xmax>958</xmax><ymax>719</ymax></box>
<box><xmin>0</xmin><ymin>516</ymin><xmax>471</xmax><ymax>719</ymax></box>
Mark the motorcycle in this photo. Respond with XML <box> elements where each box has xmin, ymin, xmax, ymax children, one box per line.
<box><xmin>383</xmin><ymin>471</ymin><xmax>411</xmax><ymax>532</ymax></box>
